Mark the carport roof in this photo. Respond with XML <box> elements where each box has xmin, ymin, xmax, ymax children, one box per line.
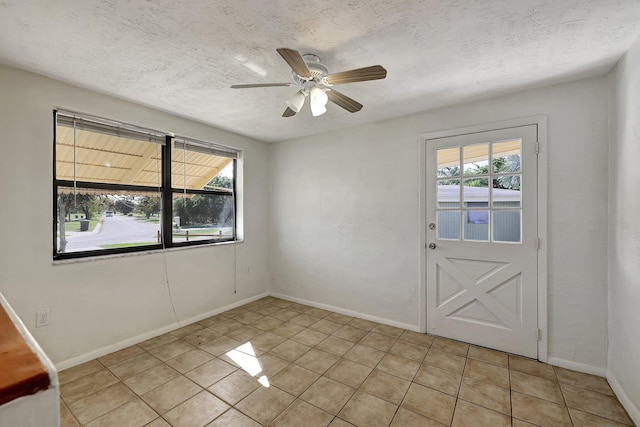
<box><xmin>437</xmin><ymin>139</ymin><xmax>521</xmax><ymax>168</ymax></box>
<box><xmin>55</xmin><ymin>125</ymin><xmax>231</xmax><ymax>194</ymax></box>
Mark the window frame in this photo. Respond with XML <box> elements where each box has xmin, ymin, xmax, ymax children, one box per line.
<box><xmin>53</xmin><ymin>110</ymin><xmax>239</xmax><ymax>260</ymax></box>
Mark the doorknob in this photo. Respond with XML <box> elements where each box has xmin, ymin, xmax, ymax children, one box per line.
<box><xmin>428</xmin><ymin>243</ymin><xmax>436</xmax><ymax>249</ymax></box>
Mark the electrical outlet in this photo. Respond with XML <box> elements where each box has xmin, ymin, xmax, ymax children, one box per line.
<box><xmin>36</xmin><ymin>309</ymin><xmax>50</xmax><ymax>328</ymax></box>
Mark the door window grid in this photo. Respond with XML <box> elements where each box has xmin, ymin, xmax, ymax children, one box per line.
<box><xmin>436</xmin><ymin>140</ymin><xmax>522</xmax><ymax>243</ymax></box>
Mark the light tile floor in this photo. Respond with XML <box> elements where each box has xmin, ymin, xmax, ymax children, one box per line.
<box><xmin>59</xmin><ymin>297</ymin><xmax>635</xmax><ymax>427</ymax></box>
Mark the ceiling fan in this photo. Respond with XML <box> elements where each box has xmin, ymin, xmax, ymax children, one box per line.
<box><xmin>231</xmin><ymin>48</ymin><xmax>387</xmax><ymax>117</ymax></box>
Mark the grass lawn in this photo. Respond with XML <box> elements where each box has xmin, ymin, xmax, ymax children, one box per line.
<box><xmin>63</xmin><ymin>219</ymin><xmax>100</xmax><ymax>232</ymax></box>
<box><xmin>99</xmin><ymin>242</ymin><xmax>157</xmax><ymax>249</ymax></box>
<box><xmin>97</xmin><ymin>228</ymin><xmax>232</xmax><ymax>248</ymax></box>
<box><xmin>131</xmin><ymin>212</ymin><xmax>160</xmax><ymax>223</ymax></box>
<box><xmin>176</xmin><ymin>228</ymin><xmax>219</xmax><ymax>235</ymax></box>
<box><xmin>172</xmin><ymin>229</ymin><xmax>232</xmax><ymax>243</ymax></box>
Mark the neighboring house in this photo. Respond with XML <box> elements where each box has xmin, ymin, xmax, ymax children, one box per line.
<box><xmin>437</xmin><ymin>185</ymin><xmax>521</xmax><ymax>242</ymax></box>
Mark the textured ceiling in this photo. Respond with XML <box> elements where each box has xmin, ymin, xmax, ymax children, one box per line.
<box><xmin>0</xmin><ymin>0</ymin><xmax>639</xmax><ymax>142</ymax></box>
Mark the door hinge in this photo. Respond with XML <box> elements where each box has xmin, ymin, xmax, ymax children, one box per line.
<box><xmin>536</xmin><ymin>329</ymin><xmax>541</xmax><ymax>341</ymax></box>
<box><xmin>536</xmin><ymin>237</ymin><xmax>541</xmax><ymax>250</ymax></box>
<box><xmin>535</xmin><ymin>142</ymin><xmax>540</xmax><ymax>154</ymax></box>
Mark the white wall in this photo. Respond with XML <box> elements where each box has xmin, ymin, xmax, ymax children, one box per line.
<box><xmin>608</xmin><ymin>34</ymin><xmax>640</xmax><ymax>421</ymax></box>
<box><xmin>270</xmin><ymin>76</ymin><xmax>610</xmax><ymax>368</ymax></box>
<box><xmin>0</xmin><ymin>64</ymin><xmax>270</xmax><ymax>367</ymax></box>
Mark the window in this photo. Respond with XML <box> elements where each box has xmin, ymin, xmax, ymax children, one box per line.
<box><xmin>435</xmin><ymin>139</ymin><xmax>522</xmax><ymax>243</ymax></box>
<box><xmin>53</xmin><ymin>110</ymin><xmax>239</xmax><ymax>259</ymax></box>
<box><xmin>170</xmin><ymin>139</ymin><xmax>236</xmax><ymax>244</ymax></box>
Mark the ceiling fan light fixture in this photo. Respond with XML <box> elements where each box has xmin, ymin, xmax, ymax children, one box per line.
<box><xmin>286</xmin><ymin>90</ymin><xmax>306</xmax><ymax>113</ymax></box>
<box><xmin>310</xmin><ymin>103</ymin><xmax>327</xmax><ymax>117</ymax></box>
<box><xmin>232</xmin><ymin>48</ymin><xmax>387</xmax><ymax>118</ymax></box>
<box><xmin>310</xmin><ymin>87</ymin><xmax>328</xmax><ymax>116</ymax></box>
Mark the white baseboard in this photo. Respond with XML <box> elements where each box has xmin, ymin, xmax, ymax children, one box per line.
<box><xmin>55</xmin><ymin>292</ymin><xmax>269</xmax><ymax>371</ymax></box>
<box><xmin>607</xmin><ymin>369</ymin><xmax>640</xmax><ymax>425</ymax></box>
<box><xmin>57</xmin><ymin>290</ymin><xmax>422</xmax><ymax>371</ymax></box>
<box><xmin>547</xmin><ymin>356</ymin><xmax>607</xmax><ymax>377</ymax></box>
<box><xmin>269</xmin><ymin>292</ymin><xmax>421</xmax><ymax>333</ymax></box>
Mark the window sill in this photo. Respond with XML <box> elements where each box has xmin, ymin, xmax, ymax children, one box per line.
<box><xmin>52</xmin><ymin>239</ymin><xmax>244</xmax><ymax>265</ymax></box>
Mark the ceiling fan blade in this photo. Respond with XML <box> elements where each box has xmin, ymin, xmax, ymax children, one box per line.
<box><xmin>282</xmin><ymin>107</ymin><xmax>297</xmax><ymax>117</ymax></box>
<box><xmin>325</xmin><ymin>65</ymin><xmax>387</xmax><ymax>85</ymax></box>
<box><xmin>326</xmin><ymin>90</ymin><xmax>363</xmax><ymax>113</ymax></box>
<box><xmin>277</xmin><ymin>48</ymin><xmax>312</xmax><ymax>78</ymax></box>
<box><xmin>231</xmin><ymin>83</ymin><xmax>293</xmax><ymax>89</ymax></box>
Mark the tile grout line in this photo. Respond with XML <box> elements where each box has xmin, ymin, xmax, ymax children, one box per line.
<box><xmin>61</xmin><ymin>357</ymin><xmax>138</xmax><ymax>425</ymax></box>
<box><xmin>385</xmin><ymin>333</ymin><xmax>431</xmax><ymax>426</ymax></box>
<box><xmin>447</xmin><ymin>345</ymin><xmax>470</xmax><ymax>426</ymax></box>
<box><xmin>508</xmin><ymin>356</ymin><xmax>515</xmax><ymax>426</ymax></box>
<box><xmin>99</xmin><ymin>349</ymin><xmax>192</xmax><ymax>427</ymax></box>
<box><xmin>552</xmin><ymin>364</ymin><xmax>574</xmax><ymax>426</ymax></box>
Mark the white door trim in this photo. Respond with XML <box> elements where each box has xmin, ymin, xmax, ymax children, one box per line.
<box><xmin>418</xmin><ymin>115</ymin><xmax>548</xmax><ymax>362</ymax></box>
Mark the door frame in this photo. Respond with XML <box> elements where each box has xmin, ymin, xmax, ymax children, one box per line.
<box><xmin>418</xmin><ymin>116</ymin><xmax>548</xmax><ymax>362</ymax></box>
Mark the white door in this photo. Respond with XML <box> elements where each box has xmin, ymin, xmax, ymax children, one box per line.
<box><xmin>426</xmin><ymin>125</ymin><xmax>538</xmax><ymax>358</ymax></box>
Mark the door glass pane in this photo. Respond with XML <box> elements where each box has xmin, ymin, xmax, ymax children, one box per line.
<box><xmin>493</xmin><ymin>210</ymin><xmax>521</xmax><ymax>243</ymax></box>
<box><xmin>464</xmin><ymin>210</ymin><xmax>489</xmax><ymax>241</ymax></box>
<box><xmin>492</xmin><ymin>175</ymin><xmax>522</xmax><ymax>208</ymax></box>
<box><xmin>463</xmin><ymin>178</ymin><xmax>489</xmax><ymax>207</ymax></box>
<box><xmin>492</xmin><ymin>140</ymin><xmax>521</xmax><ymax>173</ymax></box>
<box><xmin>493</xmin><ymin>174</ymin><xmax>521</xmax><ymax>191</ymax></box>
<box><xmin>437</xmin><ymin>147</ymin><xmax>460</xmax><ymax>177</ymax></box>
<box><xmin>437</xmin><ymin>211</ymin><xmax>460</xmax><ymax>240</ymax></box>
<box><xmin>437</xmin><ymin>179</ymin><xmax>460</xmax><ymax>208</ymax></box>
<box><xmin>493</xmin><ymin>176</ymin><xmax>521</xmax><ymax>207</ymax></box>
<box><xmin>463</xmin><ymin>143</ymin><xmax>489</xmax><ymax>175</ymax></box>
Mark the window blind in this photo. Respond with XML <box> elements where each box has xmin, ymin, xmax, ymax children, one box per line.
<box><xmin>174</xmin><ymin>138</ymin><xmax>239</xmax><ymax>159</ymax></box>
<box><xmin>56</xmin><ymin>110</ymin><xmax>166</xmax><ymax>145</ymax></box>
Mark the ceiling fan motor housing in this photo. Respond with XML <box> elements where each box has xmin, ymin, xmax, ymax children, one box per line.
<box><xmin>292</xmin><ymin>54</ymin><xmax>330</xmax><ymax>87</ymax></box>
